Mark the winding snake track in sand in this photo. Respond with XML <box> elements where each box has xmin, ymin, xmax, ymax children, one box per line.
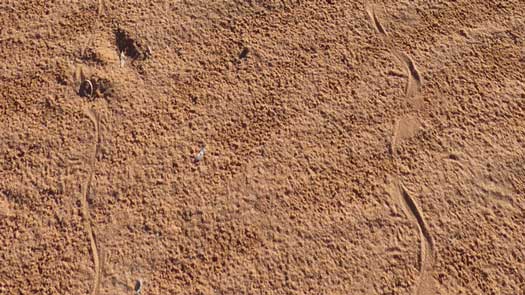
<box><xmin>397</xmin><ymin>181</ymin><xmax>436</xmax><ymax>294</ymax></box>
<box><xmin>393</xmin><ymin>50</ymin><xmax>422</xmax><ymax>97</ymax></box>
<box><xmin>397</xmin><ymin>182</ymin><xmax>435</xmax><ymax>271</ymax></box>
<box><xmin>368</xmin><ymin>6</ymin><xmax>437</xmax><ymax>294</ymax></box>
<box><xmin>82</xmin><ymin>108</ymin><xmax>101</xmax><ymax>295</ymax></box>
<box><xmin>366</xmin><ymin>6</ymin><xmax>387</xmax><ymax>36</ymax></box>
<box><xmin>366</xmin><ymin>5</ymin><xmax>422</xmax><ymax>98</ymax></box>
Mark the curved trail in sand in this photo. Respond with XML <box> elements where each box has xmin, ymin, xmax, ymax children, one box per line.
<box><xmin>82</xmin><ymin>109</ymin><xmax>101</xmax><ymax>295</ymax></box>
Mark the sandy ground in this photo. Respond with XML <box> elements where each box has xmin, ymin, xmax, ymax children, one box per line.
<box><xmin>1</xmin><ymin>1</ymin><xmax>525</xmax><ymax>294</ymax></box>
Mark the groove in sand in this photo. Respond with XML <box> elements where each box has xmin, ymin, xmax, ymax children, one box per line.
<box><xmin>366</xmin><ymin>6</ymin><xmax>387</xmax><ymax>35</ymax></box>
<box><xmin>391</xmin><ymin>119</ymin><xmax>400</xmax><ymax>157</ymax></box>
<box><xmin>82</xmin><ymin>108</ymin><xmax>101</xmax><ymax>295</ymax></box>
<box><xmin>393</xmin><ymin>51</ymin><xmax>422</xmax><ymax>97</ymax></box>
<box><xmin>395</xmin><ymin>180</ymin><xmax>436</xmax><ymax>294</ymax></box>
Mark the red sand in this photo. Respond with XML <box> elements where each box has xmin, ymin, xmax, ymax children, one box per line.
<box><xmin>1</xmin><ymin>1</ymin><xmax>524</xmax><ymax>294</ymax></box>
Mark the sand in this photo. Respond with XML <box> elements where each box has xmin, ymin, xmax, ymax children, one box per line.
<box><xmin>1</xmin><ymin>1</ymin><xmax>524</xmax><ymax>294</ymax></box>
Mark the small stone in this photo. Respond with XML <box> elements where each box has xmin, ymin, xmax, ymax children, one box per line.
<box><xmin>134</xmin><ymin>279</ymin><xmax>142</xmax><ymax>294</ymax></box>
<box><xmin>195</xmin><ymin>146</ymin><xmax>206</xmax><ymax>162</ymax></box>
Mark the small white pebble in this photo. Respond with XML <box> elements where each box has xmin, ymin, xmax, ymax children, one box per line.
<box><xmin>119</xmin><ymin>51</ymin><xmax>126</xmax><ymax>67</ymax></box>
<box><xmin>195</xmin><ymin>146</ymin><xmax>205</xmax><ymax>162</ymax></box>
